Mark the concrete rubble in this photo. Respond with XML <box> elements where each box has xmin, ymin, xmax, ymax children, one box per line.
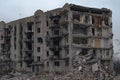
<box><xmin>0</xmin><ymin>52</ymin><xmax>113</xmax><ymax>80</ymax></box>
<box><xmin>0</xmin><ymin>72</ymin><xmax>32</xmax><ymax>80</ymax></box>
<box><xmin>28</xmin><ymin>52</ymin><xmax>113</xmax><ymax>80</ymax></box>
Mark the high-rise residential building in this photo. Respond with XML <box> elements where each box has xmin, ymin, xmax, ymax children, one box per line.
<box><xmin>0</xmin><ymin>21</ymin><xmax>12</xmax><ymax>75</ymax></box>
<box><xmin>0</xmin><ymin>3</ymin><xmax>113</xmax><ymax>79</ymax></box>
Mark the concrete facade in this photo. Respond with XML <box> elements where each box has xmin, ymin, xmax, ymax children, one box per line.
<box><xmin>0</xmin><ymin>3</ymin><xmax>113</xmax><ymax>79</ymax></box>
<box><xmin>0</xmin><ymin>21</ymin><xmax>12</xmax><ymax>75</ymax></box>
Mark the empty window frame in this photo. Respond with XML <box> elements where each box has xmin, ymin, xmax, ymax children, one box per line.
<box><xmin>14</xmin><ymin>26</ymin><xmax>16</xmax><ymax>36</ymax></box>
<box><xmin>53</xmin><ymin>30</ymin><xmax>59</xmax><ymax>35</ymax></box>
<box><xmin>92</xmin><ymin>28</ymin><xmax>95</xmax><ymax>36</ymax></box>
<box><xmin>46</xmin><ymin>31</ymin><xmax>49</xmax><ymax>36</ymax></box>
<box><xmin>47</xmin><ymin>61</ymin><xmax>49</xmax><ymax>67</ymax></box>
<box><xmin>1</xmin><ymin>36</ymin><xmax>3</xmax><ymax>40</ymax></box>
<box><xmin>37</xmin><ymin>37</ymin><xmax>43</xmax><ymax>43</ymax></box>
<box><xmin>73</xmin><ymin>24</ymin><xmax>87</xmax><ymax>35</ymax></box>
<box><xmin>20</xmin><ymin>62</ymin><xmax>22</xmax><ymax>67</ymax></box>
<box><xmin>27</xmin><ymin>35</ymin><xmax>32</xmax><ymax>39</ymax></box>
<box><xmin>37</xmin><ymin>28</ymin><xmax>41</xmax><ymax>33</ymax></box>
<box><xmin>27</xmin><ymin>22</ymin><xmax>33</xmax><ymax>30</ymax></box>
<box><xmin>73</xmin><ymin>37</ymin><xmax>87</xmax><ymax>44</ymax></box>
<box><xmin>84</xmin><ymin>15</ymin><xmax>89</xmax><ymax>23</ymax></box>
<box><xmin>104</xmin><ymin>17</ymin><xmax>109</xmax><ymax>25</ymax></box>
<box><xmin>37</xmin><ymin>56</ymin><xmax>40</xmax><ymax>61</ymax></box>
<box><xmin>46</xmin><ymin>51</ymin><xmax>49</xmax><ymax>57</ymax></box>
<box><xmin>63</xmin><ymin>13</ymin><xmax>68</xmax><ymax>21</ymax></box>
<box><xmin>65</xmin><ymin>36</ymin><xmax>68</xmax><ymax>43</ymax></box>
<box><xmin>27</xmin><ymin>43</ymin><xmax>32</xmax><ymax>50</ymax></box>
<box><xmin>53</xmin><ymin>20</ymin><xmax>59</xmax><ymax>25</ymax></box>
<box><xmin>80</xmin><ymin>49</ymin><xmax>88</xmax><ymax>55</ymax></box>
<box><xmin>46</xmin><ymin>21</ymin><xmax>49</xmax><ymax>26</ymax></box>
<box><xmin>37</xmin><ymin>47</ymin><xmax>40</xmax><ymax>52</ymax></box>
<box><xmin>97</xmin><ymin>28</ymin><xmax>102</xmax><ymax>36</ymax></box>
<box><xmin>54</xmin><ymin>51</ymin><xmax>60</xmax><ymax>57</ymax></box>
<box><xmin>95</xmin><ymin>38</ymin><xmax>101</xmax><ymax>48</ymax></box>
<box><xmin>92</xmin><ymin>16</ymin><xmax>101</xmax><ymax>26</ymax></box>
<box><xmin>65</xmin><ymin>48</ymin><xmax>69</xmax><ymax>55</ymax></box>
<box><xmin>106</xmin><ymin>50</ymin><xmax>109</xmax><ymax>56</ymax></box>
<box><xmin>65</xmin><ymin>59</ymin><xmax>69</xmax><ymax>66</ymax></box>
<box><xmin>73</xmin><ymin>14</ymin><xmax>80</xmax><ymax>21</ymax></box>
<box><xmin>54</xmin><ymin>61</ymin><xmax>60</xmax><ymax>66</ymax></box>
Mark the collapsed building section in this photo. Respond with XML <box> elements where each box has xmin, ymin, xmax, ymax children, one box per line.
<box><xmin>69</xmin><ymin>4</ymin><xmax>113</xmax><ymax>79</ymax></box>
<box><xmin>0</xmin><ymin>3</ymin><xmax>113</xmax><ymax>80</ymax></box>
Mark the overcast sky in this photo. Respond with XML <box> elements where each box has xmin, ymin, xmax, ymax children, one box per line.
<box><xmin>0</xmin><ymin>0</ymin><xmax>120</xmax><ymax>53</ymax></box>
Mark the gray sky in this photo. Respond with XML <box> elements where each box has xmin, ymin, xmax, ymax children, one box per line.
<box><xmin>0</xmin><ymin>0</ymin><xmax>119</xmax><ymax>53</ymax></box>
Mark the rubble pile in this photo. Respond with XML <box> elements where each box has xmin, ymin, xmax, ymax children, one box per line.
<box><xmin>30</xmin><ymin>72</ymin><xmax>82</xmax><ymax>80</ymax></box>
<box><xmin>29</xmin><ymin>52</ymin><xmax>99</xmax><ymax>80</ymax></box>
<box><xmin>0</xmin><ymin>72</ymin><xmax>32</xmax><ymax>80</ymax></box>
<box><xmin>0</xmin><ymin>52</ymin><xmax>113</xmax><ymax>80</ymax></box>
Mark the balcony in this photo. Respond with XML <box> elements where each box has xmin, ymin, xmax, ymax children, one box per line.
<box><xmin>49</xmin><ymin>54</ymin><xmax>69</xmax><ymax>60</ymax></box>
<box><xmin>24</xmin><ymin>30</ymin><xmax>33</xmax><ymax>34</ymax></box>
<box><xmin>72</xmin><ymin>44</ymin><xmax>90</xmax><ymax>48</ymax></box>
<box><xmin>72</xmin><ymin>33</ymin><xmax>88</xmax><ymax>38</ymax></box>
<box><xmin>4</xmin><ymin>35</ymin><xmax>11</xmax><ymax>39</ymax></box>
<box><xmin>24</xmin><ymin>48</ymin><xmax>33</xmax><ymax>54</ymax></box>
<box><xmin>2</xmin><ymin>51</ymin><xmax>11</xmax><ymax>55</ymax></box>
<box><xmin>61</xmin><ymin>55</ymin><xmax>69</xmax><ymax>60</ymax></box>
<box><xmin>24</xmin><ymin>56</ymin><xmax>33</xmax><ymax>62</ymax></box>
<box><xmin>73</xmin><ymin>24</ymin><xmax>88</xmax><ymax>36</ymax></box>
<box><xmin>49</xmin><ymin>15</ymin><xmax>61</xmax><ymax>20</ymax></box>
<box><xmin>72</xmin><ymin>37</ymin><xmax>89</xmax><ymax>48</ymax></box>
<box><xmin>60</xmin><ymin>17</ymin><xmax>69</xmax><ymax>24</ymax></box>
<box><xmin>4</xmin><ymin>58</ymin><xmax>11</xmax><ymax>62</ymax></box>
<box><xmin>102</xmin><ymin>33</ymin><xmax>113</xmax><ymax>39</ymax></box>
<box><xmin>50</xmin><ymin>32</ymin><xmax>62</xmax><ymax>41</ymax></box>
<box><xmin>72</xmin><ymin>20</ymin><xmax>91</xmax><ymax>27</ymax></box>
<box><xmin>50</xmin><ymin>25</ymin><xmax>60</xmax><ymax>30</ymax></box>
<box><xmin>1</xmin><ymin>48</ymin><xmax>6</xmax><ymax>52</ymax></box>
<box><xmin>49</xmin><ymin>55</ymin><xmax>61</xmax><ymax>60</ymax></box>
<box><xmin>101</xmin><ymin>44</ymin><xmax>113</xmax><ymax>49</ymax></box>
<box><xmin>24</xmin><ymin>38</ymin><xmax>33</xmax><ymax>42</ymax></box>
<box><xmin>50</xmin><ymin>34</ymin><xmax>62</xmax><ymax>39</ymax></box>
<box><xmin>62</xmin><ymin>30</ymin><xmax>69</xmax><ymax>36</ymax></box>
<box><xmin>31</xmin><ymin>61</ymin><xmax>43</xmax><ymax>66</ymax></box>
<box><xmin>49</xmin><ymin>45</ymin><xmax>62</xmax><ymax>52</ymax></box>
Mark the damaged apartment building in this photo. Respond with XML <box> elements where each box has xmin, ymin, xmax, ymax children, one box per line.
<box><xmin>0</xmin><ymin>3</ymin><xmax>113</xmax><ymax>79</ymax></box>
<box><xmin>0</xmin><ymin>21</ymin><xmax>12</xmax><ymax>75</ymax></box>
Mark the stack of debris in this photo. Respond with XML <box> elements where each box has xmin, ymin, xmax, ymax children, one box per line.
<box><xmin>0</xmin><ymin>72</ymin><xmax>32</xmax><ymax>80</ymax></box>
<box><xmin>0</xmin><ymin>51</ymin><xmax>113</xmax><ymax>80</ymax></box>
<box><xmin>29</xmin><ymin>51</ymin><xmax>113</xmax><ymax>80</ymax></box>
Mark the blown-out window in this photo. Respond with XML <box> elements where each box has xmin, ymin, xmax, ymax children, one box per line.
<box><xmin>37</xmin><ymin>37</ymin><xmax>43</xmax><ymax>43</ymax></box>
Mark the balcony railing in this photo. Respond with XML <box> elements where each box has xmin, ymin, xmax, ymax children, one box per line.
<box><xmin>49</xmin><ymin>15</ymin><xmax>61</xmax><ymax>20</ymax></box>
<box><xmin>24</xmin><ymin>30</ymin><xmax>34</xmax><ymax>34</ymax></box>
<box><xmin>49</xmin><ymin>55</ymin><xmax>61</xmax><ymax>60</ymax></box>
<box><xmin>4</xmin><ymin>35</ymin><xmax>11</xmax><ymax>39</ymax></box>
<box><xmin>49</xmin><ymin>45</ymin><xmax>62</xmax><ymax>52</ymax></box>
<box><xmin>72</xmin><ymin>44</ymin><xmax>90</xmax><ymax>48</ymax></box>
<box><xmin>24</xmin><ymin>38</ymin><xmax>33</xmax><ymax>42</ymax></box>
<box><xmin>24</xmin><ymin>48</ymin><xmax>33</xmax><ymax>54</ymax></box>
<box><xmin>24</xmin><ymin>56</ymin><xmax>33</xmax><ymax>62</ymax></box>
